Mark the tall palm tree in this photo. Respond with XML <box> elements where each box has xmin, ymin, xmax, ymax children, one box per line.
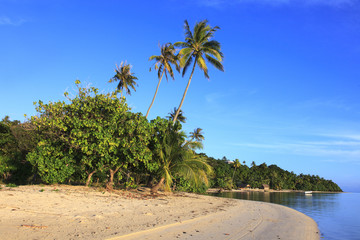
<box><xmin>108</xmin><ymin>62</ymin><xmax>138</xmax><ymax>99</ymax></box>
<box><xmin>146</xmin><ymin>43</ymin><xmax>180</xmax><ymax>118</ymax></box>
<box><xmin>167</xmin><ymin>107</ymin><xmax>186</xmax><ymax>123</ymax></box>
<box><xmin>232</xmin><ymin>158</ymin><xmax>241</xmax><ymax>185</ymax></box>
<box><xmin>173</xmin><ymin>20</ymin><xmax>224</xmax><ymax>123</ymax></box>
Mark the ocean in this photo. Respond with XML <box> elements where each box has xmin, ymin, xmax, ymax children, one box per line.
<box><xmin>208</xmin><ymin>191</ymin><xmax>360</xmax><ymax>240</ymax></box>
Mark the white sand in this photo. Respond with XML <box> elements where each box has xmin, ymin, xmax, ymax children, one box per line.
<box><xmin>0</xmin><ymin>185</ymin><xmax>319</xmax><ymax>240</ymax></box>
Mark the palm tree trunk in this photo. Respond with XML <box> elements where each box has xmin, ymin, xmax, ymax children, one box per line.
<box><xmin>146</xmin><ymin>71</ymin><xmax>165</xmax><ymax>118</ymax></box>
<box><xmin>232</xmin><ymin>167</ymin><xmax>237</xmax><ymax>184</ymax></box>
<box><xmin>173</xmin><ymin>60</ymin><xmax>197</xmax><ymax>123</ymax></box>
<box><xmin>150</xmin><ymin>177</ymin><xmax>165</xmax><ymax>194</ymax></box>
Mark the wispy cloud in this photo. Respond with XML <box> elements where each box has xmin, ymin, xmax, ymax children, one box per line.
<box><xmin>195</xmin><ymin>0</ymin><xmax>356</xmax><ymax>7</ymax></box>
<box><xmin>231</xmin><ymin>133</ymin><xmax>360</xmax><ymax>162</ymax></box>
<box><xmin>0</xmin><ymin>16</ymin><xmax>26</xmax><ymax>26</ymax></box>
<box><xmin>295</xmin><ymin>98</ymin><xmax>353</xmax><ymax>111</ymax></box>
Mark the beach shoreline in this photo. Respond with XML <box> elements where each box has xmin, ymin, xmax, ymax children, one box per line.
<box><xmin>207</xmin><ymin>187</ymin><xmax>342</xmax><ymax>194</ymax></box>
<box><xmin>0</xmin><ymin>184</ymin><xmax>319</xmax><ymax>239</ymax></box>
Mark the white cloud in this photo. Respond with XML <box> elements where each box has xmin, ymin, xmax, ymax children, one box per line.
<box><xmin>0</xmin><ymin>16</ymin><xmax>26</xmax><ymax>26</ymax></box>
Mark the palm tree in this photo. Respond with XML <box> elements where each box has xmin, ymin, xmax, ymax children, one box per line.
<box><xmin>173</xmin><ymin>20</ymin><xmax>224</xmax><ymax>123</ymax></box>
<box><xmin>184</xmin><ymin>128</ymin><xmax>205</xmax><ymax>150</ymax></box>
<box><xmin>108</xmin><ymin>62</ymin><xmax>138</xmax><ymax>99</ymax></box>
<box><xmin>189</xmin><ymin>128</ymin><xmax>204</xmax><ymax>142</ymax></box>
<box><xmin>167</xmin><ymin>107</ymin><xmax>186</xmax><ymax>123</ymax></box>
<box><xmin>146</xmin><ymin>43</ymin><xmax>180</xmax><ymax>118</ymax></box>
<box><xmin>151</xmin><ymin>127</ymin><xmax>212</xmax><ymax>193</ymax></box>
<box><xmin>232</xmin><ymin>159</ymin><xmax>241</xmax><ymax>185</ymax></box>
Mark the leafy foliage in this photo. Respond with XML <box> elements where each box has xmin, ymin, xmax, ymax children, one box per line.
<box><xmin>27</xmin><ymin>141</ymin><xmax>75</xmax><ymax>183</ymax></box>
<box><xmin>29</xmin><ymin>81</ymin><xmax>154</xmax><ymax>186</ymax></box>
<box><xmin>0</xmin><ymin>117</ymin><xmax>37</xmax><ymax>183</ymax></box>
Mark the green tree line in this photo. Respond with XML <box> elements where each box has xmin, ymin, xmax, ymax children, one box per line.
<box><xmin>205</xmin><ymin>155</ymin><xmax>342</xmax><ymax>192</ymax></box>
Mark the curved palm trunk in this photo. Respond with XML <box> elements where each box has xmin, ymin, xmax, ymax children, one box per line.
<box><xmin>151</xmin><ymin>177</ymin><xmax>165</xmax><ymax>194</ymax></box>
<box><xmin>173</xmin><ymin>60</ymin><xmax>197</xmax><ymax>123</ymax></box>
<box><xmin>146</xmin><ymin>71</ymin><xmax>165</xmax><ymax>118</ymax></box>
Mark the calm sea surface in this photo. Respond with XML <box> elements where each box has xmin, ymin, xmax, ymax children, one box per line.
<box><xmin>208</xmin><ymin>191</ymin><xmax>360</xmax><ymax>240</ymax></box>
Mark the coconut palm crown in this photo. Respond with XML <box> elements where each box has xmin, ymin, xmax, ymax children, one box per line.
<box><xmin>167</xmin><ymin>107</ymin><xmax>186</xmax><ymax>123</ymax></box>
<box><xmin>185</xmin><ymin>127</ymin><xmax>205</xmax><ymax>150</ymax></box>
<box><xmin>173</xmin><ymin>19</ymin><xmax>224</xmax><ymax>123</ymax></box>
<box><xmin>146</xmin><ymin>43</ymin><xmax>180</xmax><ymax>118</ymax></box>
<box><xmin>109</xmin><ymin>62</ymin><xmax>138</xmax><ymax>99</ymax></box>
<box><xmin>189</xmin><ymin>128</ymin><xmax>205</xmax><ymax>142</ymax></box>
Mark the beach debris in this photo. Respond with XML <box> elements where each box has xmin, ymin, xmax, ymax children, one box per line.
<box><xmin>224</xmin><ymin>233</ymin><xmax>230</xmax><ymax>235</ymax></box>
<box><xmin>21</xmin><ymin>224</ymin><xmax>48</xmax><ymax>229</ymax></box>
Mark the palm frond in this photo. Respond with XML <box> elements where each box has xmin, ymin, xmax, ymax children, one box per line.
<box><xmin>184</xmin><ymin>20</ymin><xmax>193</xmax><ymax>41</ymax></box>
<box><xmin>174</xmin><ymin>41</ymin><xmax>189</xmax><ymax>48</ymax></box>
<box><xmin>182</xmin><ymin>56</ymin><xmax>193</xmax><ymax>77</ymax></box>
<box><xmin>205</xmin><ymin>54</ymin><xmax>224</xmax><ymax>72</ymax></box>
<box><xmin>203</xmin><ymin>47</ymin><xmax>223</xmax><ymax>61</ymax></box>
<box><xmin>203</xmin><ymin>40</ymin><xmax>221</xmax><ymax>51</ymax></box>
<box><xmin>193</xmin><ymin>20</ymin><xmax>208</xmax><ymax>43</ymax></box>
<box><xmin>196</xmin><ymin>55</ymin><xmax>209</xmax><ymax>79</ymax></box>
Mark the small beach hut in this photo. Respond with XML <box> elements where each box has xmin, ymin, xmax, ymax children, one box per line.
<box><xmin>262</xmin><ymin>184</ymin><xmax>270</xmax><ymax>191</ymax></box>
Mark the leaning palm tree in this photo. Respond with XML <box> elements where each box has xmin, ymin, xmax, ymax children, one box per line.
<box><xmin>146</xmin><ymin>43</ymin><xmax>180</xmax><ymax>118</ymax></box>
<box><xmin>151</xmin><ymin>127</ymin><xmax>212</xmax><ymax>193</ymax></box>
<box><xmin>108</xmin><ymin>62</ymin><xmax>138</xmax><ymax>99</ymax></box>
<box><xmin>173</xmin><ymin>20</ymin><xmax>224</xmax><ymax>123</ymax></box>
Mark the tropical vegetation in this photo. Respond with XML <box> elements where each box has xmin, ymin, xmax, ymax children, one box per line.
<box><xmin>0</xmin><ymin>19</ymin><xmax>342</xmax><ymax>193</ymax></box>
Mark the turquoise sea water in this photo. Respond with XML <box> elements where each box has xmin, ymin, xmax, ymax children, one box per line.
<box><xmin>208</xmin><ymin>191</ymin><xmax>360</xmax><ymax>240</ymax></box>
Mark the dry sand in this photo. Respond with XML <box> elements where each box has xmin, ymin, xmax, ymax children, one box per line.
<box><xmin>0</xmin><ymin>185</ymin><xmax>319</xmax><ymax>240</ymax></box>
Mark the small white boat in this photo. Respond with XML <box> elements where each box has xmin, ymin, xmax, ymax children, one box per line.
<box><xmin>304</xmin><ymin>191</ymin><xmax>313</xmax><ymax>194</ymax></box>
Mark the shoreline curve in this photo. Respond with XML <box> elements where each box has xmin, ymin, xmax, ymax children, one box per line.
<box><xmin>0</xmin><ymin>185</ymin><xmax>319</xmax><ymax>240</ymax></box>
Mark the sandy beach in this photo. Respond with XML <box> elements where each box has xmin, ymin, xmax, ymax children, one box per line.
<box><xmin>0</xmin><ymin>185</ymin><xmax>319</xmax><ymax>240</ymax></box>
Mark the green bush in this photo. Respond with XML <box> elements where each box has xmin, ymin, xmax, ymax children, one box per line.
<box><xmin>27</xmin><ymin>141</ymin><xmax>76</xmax><ymax>184</ymax></box>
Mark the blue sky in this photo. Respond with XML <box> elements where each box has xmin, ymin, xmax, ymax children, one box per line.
<box><xmin>1</xmin><ymin>0</ymin><xmax>359</xmax><ymax>192</ymax></box>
